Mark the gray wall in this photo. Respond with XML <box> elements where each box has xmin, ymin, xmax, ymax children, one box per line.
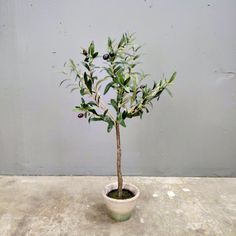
<box><xmin>1</xmin><ymin>0</ymin><xmax>236</xmax><ymax>176</ymax></box>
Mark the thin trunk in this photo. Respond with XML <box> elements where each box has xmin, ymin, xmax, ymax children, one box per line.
<box><xmin>115</xmin><ymin>122</ymin><xmax>123</xmax><ymax>198</ymax></box>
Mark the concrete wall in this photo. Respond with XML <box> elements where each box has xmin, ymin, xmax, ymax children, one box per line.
<box><xmin>0</xmin><ymin>0</ymin><xmax>236</xmax><ymax>176</ymax></box>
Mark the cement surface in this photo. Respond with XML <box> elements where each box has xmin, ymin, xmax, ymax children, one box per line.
<box><xmin>0</xmin><ymin>176</ymin><xmax>235</xmax><ymax>236</ymax></box>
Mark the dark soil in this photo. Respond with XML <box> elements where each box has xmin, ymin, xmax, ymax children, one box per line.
<box><xmin>107</xmin><ymin>189</ymin><xmax>135</xmax><ymax>200</ymax></box>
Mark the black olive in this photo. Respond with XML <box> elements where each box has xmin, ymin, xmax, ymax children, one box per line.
<box><xmin>78</xmin><ymin>113</ymin><xmax>84</xmax><ymax>118</ymax></box>
<box><xmin>82</xmin><ymin>49</ymin><xmax>88</xmax><ymax>56</ymax></box>
<box><xmin>103</xmin><ymin>54</ymin><xmax>109</xmax><ymax>60</ymax></box>
<box><xmin>140</xmin><ymin>85</ymin><xmax>146</xmax><ymax>89</ymax></box>
<box><xmin>109</xmin><ymin>52</ymin><xmax>115</xmax><ymax>57</ymax></box>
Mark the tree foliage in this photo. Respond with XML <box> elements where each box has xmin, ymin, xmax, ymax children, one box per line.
<box><xmin>60</xmin><ymin>33</ymin><xmax>176</xmax><ymax>132</ymax></box>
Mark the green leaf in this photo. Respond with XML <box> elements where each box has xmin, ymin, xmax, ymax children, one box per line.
<box><xmin>110</xmin><ymin>99</ymin><xmax>118</xmax><ymax>111</ymax></box>
<box><xmin>88</xmin><ymin>117</ymin><xmax>91</xmax><ymax>123</ymax></box>
<box><xmin>139</xmin><ymin>110</ymin><xmax>143</xmax><ymax>119</ymax></box>
<box><xmin>114</xmin><ymin>66</ymin><xmax>122</xmax><ymax>73</ymax></box>
<box><xmin>120</xmin><ymin>96</ymin><xmax>129</xmax><ymax>107</ymax></box>
<box><xmin>87</xmin><ymin>101</ymin><xmax>97</xmax><ymax>106</ymax></box>
<box><xmin>169</xmin><ymin>72</ymin><xmax>176</xmax><ymax>83</ymax></box>
<box><xmin>122</xmin><ymin>111</ymin><xmax>127</xmax><ymax>119</ymax></box>
<box><xmin>82</xmin><ymin>62</ymin><xmax>90</xmax><ymax>71</ymax></box>
<box><xmin>84</xmin><ymin>72</ymin><xmax>92</xmax><ymax>93</ymax></box>
<box><xmin>90</xmin><ymin>117</ymin><xmax>103</xmax><ymax>122</ymax></box>
<box><xmin>117</xmin><ymin>113</ymin><xmax>126</xmax><ymax>127</ymax></box>
<box><xmin>133</xmin><ymin>55</ymin><xmax>140</xmax><ymax>60</ymax></box>
<box><xmin>59</xmin><ymin>79</ymin><xmax>70</xmax><ymax>87</ymax></box>
<box><xmin>118</xmin><ymin>35</ymin><xmax>125</xmax><ymax>48</ymax></box>
<box><xmin>104</xmin><ymin>67</ymin><xmax>114</xmax><ymax>78</ymax></box>
<box><xmin>135</xmin><ymin>45</ymin><xmax>142</xmax><ymax>52</ymax></box>
<box><xmin>165</xmin><ymin>88</ymin><xmax>173</xmax><ymax>97</ymax></box>
<box><xmin>116</xmin><ymin>92</ymin><xmax>123</xmax><ymax>104</ymax></box>
<box><xmin>117</xmin><ymin>72</ymin><xmax>124</xmax><ymax>85</ymax></box>
<box><xmin>144</xmin><ymin>106</ymin><xmax>149</xmax><ymax>113</ymax></box>
<box><xmin>84</xmin><ymin>72</ymin><xmax>88</xmax><ymax>81</ymax></box>
<box><xmin>104</xmin><ymin>82</ymin><xmax>113</xmax><ymax>95</ymax></box>
<box><xmin>95</xmin><ymin>76</ymin><xmax>109</xmax><ymax>90</ymax></box>
<box><xmin>88</xmin><ymin>41</ymin><xmax>95</xmax><ymax>55</ymax></box>
<box><xmin>152</xmin><ymin>81</ymin><xmax>157</xmax><ymax>90</ymax></box>
<box><xmin>86</xmin><ymin>80</ymin><xmax>92</xmax><ymax>94</ymax></box>
<box><xmin>107</xmin><ymin>118</ymin><xmax>114</xmax><ymax>132</ymax></box>
<box><xmin>103</xmin><ymin>109</ymin><xmax>108</xmax><ymax>116</ymax></box>
<box><xmin>126</xmin><ymin>112</ymin><xmax>132</xmax><ymax>118</ymax></box>
<box><xmin>88</xmin><ymin>108</ymin><xmax>98</xmax><ymax>115</ymax></box>
<box><xmin>124</xmin><ymin>77</ymin><xmax>131</xmax><ymax>86</ymax></box>
<box><xmin>70</xmin><ymin>87</ymin><xmax>79</xmax><ymax>93</ymax></box>
<box><xmin>65</xmin><ymin>83</ymin><xmax>76</xmax><ymax>88</ymax></box>
<box><xmin>92</xmin><ymin>52</ymin><xmax>98</xmax><ymax>58</ymax></box>
<box><xmin>73</xmin><ymin>107</ymin><xmax>82</xmax><ymax>112</ymax></box>
<box><xmin>154</xmin><ymin>89</ymin><xmax>164</xmax><ymax>99</ymax></box>
<box><xmin>131</xmin><ymin>111</ymin><xmax>139</xmax><ymax>117</ymax></box>
<box><xmin>80</xmin><ymin>88</ymin><xmax>85</xmax><ymax>95</ymax></box>
<box><xmin>108</xmin><ymin>37</ymin><xmax>113</xmax><ymax>50</ymax></box>
<box><xmin>69</xmin><ymin>59</ymin><xmax>76</xmax><ymax>70</ymax></box>
<box><xmin>123</xmin><ymin>86</ymin><xmax>130</xmax><ymax>93</ymax></box>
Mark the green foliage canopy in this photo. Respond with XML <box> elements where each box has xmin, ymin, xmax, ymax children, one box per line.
<box><xmin>61</xmin><ymin>33</ymin><xmax>176</xmax><ymax>132</ymax></box>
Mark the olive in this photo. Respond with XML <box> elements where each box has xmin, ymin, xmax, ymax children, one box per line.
<box><xmin>140</xmin><ymin>85</ymin><xmax>146</xmax><ymax>89</ymax></box>
<box><xmin>103</xmin><ymin>54</ymin><xmax>109</xmax><ymax>60</ymax></box>
<box><xmin>78</xmin><ymin>113</ymin><xmax>84</xmax><ymax>118</ymax></box>
<box><xmin>82</xmin><ymin>49</ymin><xmax>88</xmax><ymax>56</ymax></box>
<box><xmin>109</xmin><ymin>52</ymin><xmax>115</xmax><ymax>57</ymax></box>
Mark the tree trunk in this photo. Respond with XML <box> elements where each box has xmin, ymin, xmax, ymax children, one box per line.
<box><xmin>115</xmin><ymin>122</ymin><xmax>123</xmax><ymax>198</ymax></box>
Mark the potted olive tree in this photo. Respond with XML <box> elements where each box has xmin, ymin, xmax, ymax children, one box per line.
<box><xmin>60</xmin><ymin>33</ymin><xmax>176</xmax><ymax>221</ymax></box>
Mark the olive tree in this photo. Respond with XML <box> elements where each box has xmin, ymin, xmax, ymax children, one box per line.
<box><xmin>60</xmin><ymin>33</ymin><xmax>176</xmax><ymax>198</ymax></box>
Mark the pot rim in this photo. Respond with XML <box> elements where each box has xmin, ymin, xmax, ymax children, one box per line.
<box><xmin>102</xmin><ymin>182</ymin><xmax>140</xmax><ymax>203</ymax></box>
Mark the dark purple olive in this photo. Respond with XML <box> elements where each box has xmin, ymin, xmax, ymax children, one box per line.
<box><xmin>109</xmin><ymin>52</ymin><xmax>115</xmax><ymax>57</ymax></box>
<box><xmin>103</xmin><ymin>54</ymin><xmax>109</xmax><ymax>60</ymax></box>
<box><xmin>78</xmin><ymin>113</ymin><xmax>84</xmax><ymax>118</ymax></box>
<box><xmin>82</xmin><ymin>49</ymin><xmax>88</xmax><ymax>56</ymax></box>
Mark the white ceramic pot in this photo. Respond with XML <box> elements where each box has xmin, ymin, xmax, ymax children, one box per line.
<box><xmin>102</xmin><ymin>182</ymin><xmax>140</xmax><ymax>221</ymax></box>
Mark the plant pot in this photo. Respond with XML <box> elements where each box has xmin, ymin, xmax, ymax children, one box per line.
<box><xmin>102</xmin><ymin>182</ymin><xmax>140</xmax><ymax>221</ymax></box>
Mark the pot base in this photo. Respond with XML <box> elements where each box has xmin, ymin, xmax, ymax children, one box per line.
<box><xmin>102</xmin><ymin>182</ymin><xmax>140</xmax><ymax>222</ymax></box>
<box><xmin>107</xmin><ymin>209</ymin><xmax>132</xmax><ymax>221</ymax></box>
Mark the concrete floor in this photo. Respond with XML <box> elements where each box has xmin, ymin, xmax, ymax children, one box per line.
<box><xmin>0</xmin><ymin>176</ymin><xmax>236</xmax><ymax>236</ymax></box>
